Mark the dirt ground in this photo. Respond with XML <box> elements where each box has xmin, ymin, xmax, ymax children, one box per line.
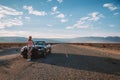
<box><xmin>0</xmin><ymin>44</ymin><xmax>120</xmax><ymax>80</ymax></box>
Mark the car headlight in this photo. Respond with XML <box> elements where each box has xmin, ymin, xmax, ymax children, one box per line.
<box><xmin>37</xmin><ymin>47</ymin><xmax>44</xmax><ymax>51</ymax></box>
<box><xmin>21</xmin><ymin>48</ymin><xmax>24</xmax><ymax>52</ymax></box>
<box><xmin>38</xmin><ymin>49</ymin><xmax>41</xmax><ymax>51</ymax></box>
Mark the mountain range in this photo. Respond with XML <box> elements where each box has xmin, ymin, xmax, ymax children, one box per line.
<box><xmin>0</xmin><ymin>36</ymin><xmax>120</xmax><ymax>43</ymax></box>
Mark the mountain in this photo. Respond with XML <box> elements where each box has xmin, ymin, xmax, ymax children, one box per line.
<box><xmin>0</xmin><ymin>37</ymin><xmax>27</xmax><ymax>42</ymax></box>
<box><xmin>0</xmin><ymin>36</ymin><xmax>120</xmax><ymax>43</ymax></box>
<box><xmin>69</xmin><ymin>36</ymin><xmax>120</xmax><ymax>43</ymax></box>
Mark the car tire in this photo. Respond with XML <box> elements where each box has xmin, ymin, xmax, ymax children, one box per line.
<box><xmin>48</xmin><ymin>48</ymin><xmax>51</xmax><ymax>54</ymax></box>
<box><xmin>41</xmin><ymin>50</ymin><xmax>46</xmax><ymax>58</ymax></box>
<box><xmin>21</xmin><ymin>49</ymin><xmax>28</xmax><ymax>59</ymax></box>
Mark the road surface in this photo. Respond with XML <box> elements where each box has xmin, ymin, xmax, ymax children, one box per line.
<box><xmin>0</xmin><ymin>44</ymin><xmax>120</xmax><ymax>80</ymax></box>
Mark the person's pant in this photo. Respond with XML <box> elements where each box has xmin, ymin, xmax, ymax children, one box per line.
<box><xmin>27</xmin><ymin>47</ymin><xmax>33</xmax><ymax>58</ymax></box>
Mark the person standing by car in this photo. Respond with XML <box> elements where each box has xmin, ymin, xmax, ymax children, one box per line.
<box><xmin>27</xmin><ymin>36</ymin><xmax>35</xmax><ymax>61</ymax></box>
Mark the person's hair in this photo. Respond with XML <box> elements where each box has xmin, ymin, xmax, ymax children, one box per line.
<box><xmin>28</xmin><ymin>36</ymin><xmax>32</xmax><ymax>41</ymax></box>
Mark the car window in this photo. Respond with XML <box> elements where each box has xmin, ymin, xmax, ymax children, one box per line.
<box><xmin>34</xmin><ymin>41</ymin><xmax>45</xmax><ymax>45</ymax></box>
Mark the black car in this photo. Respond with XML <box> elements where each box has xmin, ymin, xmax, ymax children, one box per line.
<box><xmin>20</xmin><ymin>41</ymin><xmax>51</xmax><ymax>59</ymax></box>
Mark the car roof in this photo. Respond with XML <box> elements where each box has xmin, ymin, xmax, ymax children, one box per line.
<box><xmin>34</xmin><ymin>41</ymin><xmax>45</xmax><ymax>42</ymax></box>
<box><xmin>34</xmin><ymin>41</ymin><xmax>46</xmax><ymax>43</ymax></box>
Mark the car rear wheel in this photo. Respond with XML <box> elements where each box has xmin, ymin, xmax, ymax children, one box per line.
<box><xmin>48</xmin><ymin>48</ymin><xmax>51</xmax><ymax>54</ymax></box>
<box><xmin>41</xmin><ymin>50</ymin><xmax>46</xmax><ymax>58</ymax></box>
<box><xmin>21</xmin><ymin>49</ymin><xmax>28</xmax><ymax>59</ymax></box>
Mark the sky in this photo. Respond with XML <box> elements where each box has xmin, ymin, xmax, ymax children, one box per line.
<box><xmin>0</xmin><ymin>0</ymin><xmax>120</xmax><ymax>38</ymax></box>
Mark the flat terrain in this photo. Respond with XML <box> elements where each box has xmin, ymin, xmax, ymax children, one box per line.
<box><xmin>0</xmin><ymin>44</ymin><xmax>120</xmax><ymax>80</ymax></box>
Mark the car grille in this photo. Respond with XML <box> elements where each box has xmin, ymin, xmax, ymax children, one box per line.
<box><xmin>36</xmin><ymin>47</ymin><xmax>43</xmax><ymax>49</ymax></box>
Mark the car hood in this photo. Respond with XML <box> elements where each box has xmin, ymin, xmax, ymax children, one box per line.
<box><xmin>35</xmin><ymin>45</ymin><xmax>46</xmax><ymax>48</ymax></box>
<box><xmin>22</xmin><ymin>45</ymin><xmax>46</xmax><ymax>49</ymax></box>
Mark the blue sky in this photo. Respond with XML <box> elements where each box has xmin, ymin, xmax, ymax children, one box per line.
<box><xmin>0</xmin><ymin>0</ymin><xmax>120</xmax><ymax>38</ymax></box>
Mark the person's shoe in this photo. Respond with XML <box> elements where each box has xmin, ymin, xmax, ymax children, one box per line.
<box><xmin>27</xmin><ymin>59</ymin><xmax>31</xmax><ymax>62</ymax></box>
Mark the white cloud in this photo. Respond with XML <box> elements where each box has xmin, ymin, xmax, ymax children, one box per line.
<box><xmin>0</xmin><ymin>17</ymin><xmax>23</xmax><ymax>29</ymax></box>
<box><xmin>56</xmin><ymin>13</ymin><xmax>65</xmax><ymax>18</ymax></box>
<box><xmin>0</xmin><ymin>5</ymin><xmax>23</xmax><ymax>29</ymax></box>
<box><xmin>18</xmin><ymin>16</ymin><xmax>22</xmax><ymax>19</ymax></box>
<box><xmin>57</xmin><ymin>0</ymin><xmax>63</xmax><ymax>3</ymax></box>
<box><xmin>61</xmin><ymin>19</ymin><xmax>68</xmax><ymax>23</ymax></box>
<box><xmin>113</xmin><ymin>12</ymin><xmax>119</xmax><ymax>15</ymax></box>
<box><xmin>47</xmin><ymin>0</ymin><xmax>63</xmax><ymax>3</ymax></box>
<box><xmin>51</xmin><ymin>6</ymin><xmax>68</xmax><ymax>23</ymax></box>
<box><xmin>0</xmin><ymin>14</ymin><xmax>5</xmax><ymax>19</ymax></box>
<box><xmin>66</xmin><ymin>24</ymin><xmax>89</xmax><ymax>29</ymax></box>
<box><xmin>56</xmin><ymin>13</ymin><xmax>68</xmax><ymax>23</ymax></box>
<box><xmin>0</xmin><ymin>29</ymin><xmax>77</xmax><ymax>38</ymax></box>
<box><xmin>23</xmin><ymin>5</ymin><xmax>47</xmax><ymax>16</ymax></box>
<box><xmin>66</xmin><ymin>12</ymin><xmax>104</xmax><ymax>29</ymax></box>
<box><xmin>51</xmin><ymin>6</ymin><xmax>60</xmax><ymax>15</ymax></box>
<box><xmin>47</xmin><ymin>0</ymin><xmax>52</xmax><ymax>2</ymax></box>
<box><xmin>0</xmin><ymin>30</ymin><xmax>29</xmax><ymax>37</ymax></box>
<box><xmin>52</xmin><ymin>6</ymin><xmax>57</xmax><ymax>12</ymax></box>
<box><xmin>0</xmin><ymin>5</ymin><xmax>23</xmax><ymax>19</ymax></box>
<box><xmin>1</xmin><ymin>29</ymin><xmax>119</xmax><ymax>38</ymax></box>
<box><xmin>88</xmin><ymin>12</ymin><xmax>104</xmax><ymax>21</ymax></box>
<box><xmin>103</xmin><ymin>3</ymin><xmax>118</xmax><ymax>11</ymax></box>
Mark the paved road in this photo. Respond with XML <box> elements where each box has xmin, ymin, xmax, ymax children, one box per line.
<box><xmin>0</xmin><ymin>44</ymin><xmax>120</xmax><ymax>80</ymax></box>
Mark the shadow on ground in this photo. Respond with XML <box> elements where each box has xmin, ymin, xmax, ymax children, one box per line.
<box><xmin>33</xmin><ymin>53</ymin><xmax>120</xmax><ymax>76</ymax></box>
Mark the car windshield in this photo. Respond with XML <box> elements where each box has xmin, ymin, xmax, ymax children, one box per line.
<box><xmin>34</xmin><ymin>41</ymin><xmax>45</xmax><ymax>45</ymax></box>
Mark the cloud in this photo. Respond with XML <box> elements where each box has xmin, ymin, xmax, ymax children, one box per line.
<box><xmin>66</xmin><ymin>24</ymin><xmax>89</xmax><ymax>29</ymax></box>
<box><xmin>52</xmin><ymin>6</ymin><xmax>57</xmax><ymax>12</ymax></box>
<box><xmin>0</xmin><ymin>29</ymin><xmax>45</xmax><ymax>38</ymax></box>
<box><xmin>47</xmin><ymin>0</ymin><xmax>63</xmax><ymax>3</ymax></box>
<box><xmin>18</xmin><ymin>16</ymin><xmax>22</xmax><ymax>19</ymax></box>
<box><xmin>0</xmin><ymin>14</ymin><xmax>5</xmax><ymax>19</ymax></box>
<box><xmin>47</xmin><ymin>0</ymin><xmax>52</xmax><ymax>2</ymax></box>
<box><xmin>0</xmin><ymin>5</ymin><xmax>23</xmax><ymax>19</ymax></box>
<box><xmin>23</xmin><ymin>5</ymin><xmax>47</xmax><ymax>16</ymax></box>
<box><xmin>0</xmin><ymin>29</ymin><xmax>77</xmax><ymax>38</ymax></box>
<box><xmin>56</xmin><ymin>13</ymin><xmax>65</xmax><ymax>18</ymax></box>
<box><xmin>57</xmin><ymin>0</ymin><xmax>63</xmax><ymax>3</ymax></box>
<box><xmin>0</xmin><ymin>30</ymin><xmax>29</xmax><ymax>37</ymax></box>
<box><xmin>66</xmin><ymin>12</ymin><xmax>104</xmax><ymax>29</ymax></box>
<box><xmin>51</xmin><ymin>6</ymin><xmax>68</xmax><ymax>23</ymax></box>
<box><xmin>0</xmin><ymin>17</ymin><xmax>23</xmax><ymax>29</ymax></box>
<box><xmin>61</xmin><ymin>19</ymin><xmax>68</xmax><ymax>23</ymax></box>
<box><xmin>56</xmin><ymin>13</ymin><xmax>68</xmax><ymax>23</ymax></box>
<box><xmin>103</xmin><ymin>3</ymin><xmax>118</xmax><ymax>11</ymax></box>
<box><xmin>51</xmin><ymin>6</ymin><xmax>60</xmax><ymax>15</ymax></box>
<box><xmin>56</xmin><ymin>13</ymin><xmax>69</xmax><ymax>23</ymax></box>
<box><xmin>88</xmin><ymin>12</ymin><xmax>104</xmax><ymax>21</ymax></box>
<box><xmin>0</xmin><ymin>5</ymin><xmax>23</xmax><ymax>29</ymax></box>
<box><xmin>113</xmin><ymin>12</ymin><xmax>119</xmax><ymax>15</ymax></box>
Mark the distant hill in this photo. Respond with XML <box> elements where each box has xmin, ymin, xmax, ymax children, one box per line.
<box><xmin>0</xmin><ymin>36</ymin><xmax>120</xmax><ymax>43</ymax></box>
<box><xmin>69</xmin><ymin>37</ymin><xmax>120</xmax><ymax>43</ymax></box>
<box><xmin>0</xmin><ymin>37</ymin><xmax>27</xmax><ymax>43</ymax></box>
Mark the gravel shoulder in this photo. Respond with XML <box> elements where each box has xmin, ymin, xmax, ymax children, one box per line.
<box><xmin>0</xmin><ymin>44</ymin><xmax>120</xmax><ymax>80</ymax></box>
